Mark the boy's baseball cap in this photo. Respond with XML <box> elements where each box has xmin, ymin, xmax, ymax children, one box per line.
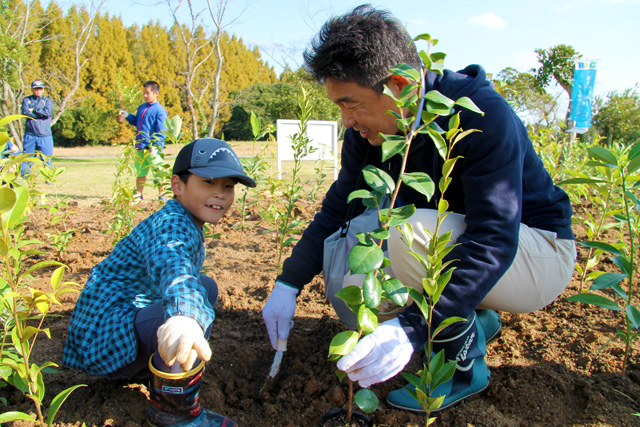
<box><xmin>173</xmin><ymin>138</ymin><xmax>256</xmax><ymax>187</ymax></box>
<box><xmin>31</xmin><ymin>80</ymin><xmax>45</xmax><ymax>89</ymax></box>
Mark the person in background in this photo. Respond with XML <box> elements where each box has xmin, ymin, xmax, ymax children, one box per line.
<box><xmin>21</xmin><ymin>79</ymin><xmax>54</xmax><ymax>176</ymax></box>
<box><xmin>118</xmin><ymin>80</ymin><xmax>168</xmax><ymax>201</ymax></box>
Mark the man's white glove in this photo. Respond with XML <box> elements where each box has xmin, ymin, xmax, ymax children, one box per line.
<box><xmin>262</xmin><ymin>281</ymin><xmax>298</xmax><ymax>351</ymax></box>
<box><xmin>119</xmin><ymin>109</ymin><xmax>128</xmax><ymax>117</ymax></box>
<box><xmin>337</xmin><ymin>317</ymin><xmax>414</xmax><ymax>388</ymax></box>
<box><xmin>157</xmin><ymin>316</ymin><xmax>212</xmax><ymax>372</ymax></box>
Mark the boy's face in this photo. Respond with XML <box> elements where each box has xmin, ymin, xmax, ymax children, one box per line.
<box><xmin>143</xmin><ymin>86</ymin><xmax>159</xmax><ymax>103</ymax></box>
<box><xmin>171</xmin><ymin>174</ymin><xmax>235</xmax><ymax>227</ymax></box>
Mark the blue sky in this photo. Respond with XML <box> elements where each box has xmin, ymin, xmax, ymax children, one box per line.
<box><xmin>84</xmin><ymin>0</ymin><xmax>640</xmax><ymax>98</ymax></box>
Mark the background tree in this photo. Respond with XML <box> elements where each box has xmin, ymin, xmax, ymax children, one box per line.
<box><xmin>591</xmin><ymin>87</ymin><xmax>640</xmax><ymax>146</ymax></box>
<box><xmin>493</xmin><ymin>67</ymin><xmax>561</xmax><ymax>128</ymax></box>
<box><xmin>532</xmin><ymin>44</ymin><xmax>582</xmax><ymax>126</ymax></box>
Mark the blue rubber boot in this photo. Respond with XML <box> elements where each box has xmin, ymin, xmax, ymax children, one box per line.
<box><xmin>147</xmin><ymin>357</ymin><xmax>237</xmax><ymax>427</ymax></box>
<box><xmin>386</xmin><ymin>313</ymin><xmax>490</xmax><ymax>413</ymax></box>
<box><xmin>476</xmin><ymin>309</ymin><xmax>501</xmax><ymax>344</ymax></box>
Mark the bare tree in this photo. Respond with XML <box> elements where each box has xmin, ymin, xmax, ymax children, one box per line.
<box><xmin>205</xmin><ymin>0</ymin><xmax>244</xmax><ymax>137</ymax></box>
<box><xmin>50</xmin><ymin>0</ymin><xmax>106</xmax><ymax>125</ymax></box>
<box><xmin>0</xmin><ymin>0</ymin><xmax>55</xmax><ymax>144</ymax></box>
<box><xmin>0</xmin><ymin>0</ymin><xmax>104</xmax><ymax>146</ymax></box>
<box><xmin>166</xmin><ymin>0</ymin><xmax>216</xmax><ymax>138</ymax></box>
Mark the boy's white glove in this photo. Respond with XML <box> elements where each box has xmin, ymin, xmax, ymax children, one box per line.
<box><xmin>119</xmin><ymin>109</ymin><xmax>128</xmax><ymax>116</ymax></box>
<box><xmin>262</xmin><ymin>281</ymin><xmax>298</xmax><ymax>351</ymax></box>
<box><xmin>337</xmin><ymin>317</ymin><xmax>414</xmax><ymax>388</ymax></box>
<box><xmin>157</xmin><ymin>316</ymin><xmax>212</xmax><ymax>372</ymax></box>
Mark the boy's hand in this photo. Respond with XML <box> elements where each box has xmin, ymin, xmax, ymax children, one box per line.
<box><xmin>262</xmin><ymin>281</ymin><xmax>298</xmax><ymax>350</ymax></box>
<box><xmin>157</xmin><ymin>316</ymin><xmax>212</xmax><ymax>371</ymax></box>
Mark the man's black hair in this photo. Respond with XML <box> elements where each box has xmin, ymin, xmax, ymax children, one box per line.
<box><xmin>303</xmin><ymin>4</ymin><xmax>421</xmax><ymax>93</ymax></box>
<box><xmin>143</xmin><ymin>80</ymin><xmax>160</xmax><ymax>93</ymax></box>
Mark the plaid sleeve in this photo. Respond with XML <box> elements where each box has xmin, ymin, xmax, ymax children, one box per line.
<box><xmin>147</xmin><ymin>209</ymin><xmax>214</xmax><ymax>331</ymax></box>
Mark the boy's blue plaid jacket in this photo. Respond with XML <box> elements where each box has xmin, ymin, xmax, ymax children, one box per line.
<box><xmin>62</xmin><ymin>199</ymin><xmax>214</xmax><ymax>375</ymax></box>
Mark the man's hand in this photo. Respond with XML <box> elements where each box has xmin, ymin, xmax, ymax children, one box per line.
<box><xmin>157</xmin><ymin>316</ymin><xmax>211</xmax><ymax>372</ymax></box>
<box><xmin>337</xmin><ymin>318</ymin><xmax>414</xmax><ymax>388</ymax></box>
<box><xmin>119</xmin><ymin>110</ymin><xmax>128</xmax><ymax>116</ymax></box>
<box><xmin>262</xmin><ymin>281</ymin><xmax>298</xmax><ymax>351</ymax></box>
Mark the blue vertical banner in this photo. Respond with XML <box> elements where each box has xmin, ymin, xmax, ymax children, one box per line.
<box><xmin>569</xmin><ymin>60</ymin><xmax>597</xmax><ymax>133</ymax></box>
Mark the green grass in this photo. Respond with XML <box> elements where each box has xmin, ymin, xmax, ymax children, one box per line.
<box><xmin>48</xmin><ymin>155</ymin><xmax>335</xmax><ymax>205</ymax></box>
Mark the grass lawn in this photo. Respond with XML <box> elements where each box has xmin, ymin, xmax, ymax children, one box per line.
<box><xmin>50</xmin><ymin>142</ymin><xmax>338</xmax><ymax>206</ymax></box>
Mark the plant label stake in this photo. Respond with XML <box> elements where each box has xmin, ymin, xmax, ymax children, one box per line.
<box><xmin>260</xmin><ymin>337</ymin><xmax>287</xmax><ymax>394</ymax></box>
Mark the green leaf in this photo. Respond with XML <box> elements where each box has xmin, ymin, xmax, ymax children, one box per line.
<box><xmin>1</xmin><ymin>186</ymin><xmax>29</xmax><ymax>229</ymax></box>
<box><xmin>627</xmin><ymin>153</ymin><xmax>640</xmax><ymax>175</ymax></box>
<box><xmin>431</xmin><ymin>360</ymin><xmax>457</xmax><ymax>390</ymax></box>
<box><xmin>425</xmin><ymin>90</ymin><xmax>454</xmax><ymax>109</ymax></box>
<box><xmin>0</xmin><ymin>187</ymin><xmax>16</xmax><ymax>215</ymax></box>
<box><xmin>566</xmin><ymin>293</ymin><xmax>621</xmax><ymax>310</ymax></box>
<box><xmin>370</xmin><ymin>228</ymin><xmax>390</xmax><ymax>240</ymax></box>
<box><xmin>348</xmin><ymin>243</ymin><xmax>384</xmax><ymax>274</ymax></box>
<box><xmin>0</xmin><ymin>412</ymin><xmax>37</xmax><ymax>423</ymax></box>
<box><xmin>357</xmin><ymin>305</ymin><xmax>378</xmax><ymax>334</ymax></box>
<box><xmin>381</xmin><ymin>136</ymin><xmax>407</xmax><ymax>162</ymax></box>
<box><xmin>354</xmin><ymin>388</ymin><xmax>379</xmax><ymax>413</ymax></box>
<box><xmin>388</xmin><ymin>205</ymin><xmax>416</xmax><ymax>227</ymax></box>
<box><xmin>250</xmin><ymin>112</ymin><xmax>261</xmax><ymax>138</ymax></box>
<box><xmin>408</xmin><ymin>288</ymin><xmax>430</xmax><ymax>321</ymax></box>
<box><xmin>401</xmin><ymin>173</ymin><xmax>435</xmax><ymax>199</ymax></box>
<box><xmin>46</xmin><ymin>385</ymin><xmax>86</xmax><ymax>426</ymax></box>
<box><xmin>577</xmin><ymin>241</ymin><xmax>625</xmax><ymax>257</ymax></box>
<box><xmin>557</xmin><ymin>177</ymin><xmax>609</xmax><ymax>186</ymax></box>
<box><xmin>588</xmin><ymin>146</ymin><xmax>618</xmax><ymax>167</ymax></box>
<box><xmin>433</xmin><ymin>316</ymin><xmax>466</xmax><ymax>339</ymax></box>
<box><xmin>381</xmin><ymin>277</ymin><xmax>408</xmax><ymax>307</ymax></box>
<box><xmin>328</xmin><ymin>331</ymin><xmax>359</xmax><ymax>358</ymax></box>
<box><xmin>612</xmin><ymin>256</ymin><xmax>632</xmax><ymax>278</ymax></box>
<box><xmin>590</xmin><ymin>272</ymin><xmax>627</xmax><ymax>290</ymax></box>
<box><xmin>335</xmin><ymin>285</ymin><xmax>364</xmax><ymax>306</ymax></box>
<box><xmin>347</xmin><ymin>189</ymin><xmax>374</xmax><ymax>204</ymax></box>
<box><xmin>362</xmin><ymin>272</ymin><xmax>382</xmax><ymax>309</ymax></box>
<box><xmin>427</xmin><ymin>127</ymin><xmax>447</xmax><ymax>160</ymax></box>
<box><xmin>626</xmin><ymin>305</ymin><xmax>640</xmax><ymax>330</ymax></box>
<box><xmin>362</xmin><ymin>165</ymin><xmax>395</xmax><ymax>194</ymax></box>
<box><xmin>390</xmin><ymin>63</ymin><xmax>421</xmax><ymax>82</ymax></box>
<box><xmin>454</xmin><ymin>96</ymin><xmax>484</xmax><ymax>115</ymax></box>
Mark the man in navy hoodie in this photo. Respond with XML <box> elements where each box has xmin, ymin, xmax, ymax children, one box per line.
<box><xmin>263</xmin><ymin>4</ymin><xmax>576</xmax><ymax>412</ymax></box>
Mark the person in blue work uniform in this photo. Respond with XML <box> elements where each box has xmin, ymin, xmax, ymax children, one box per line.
<box><xmin>262</xmin><ymin>4</ymin><xmax>576</xmax><ymax>413</ymax></box>
<box><xmin>21</xmin><ymin>79</ymin><xmax>54</xmax><ymax>176</ymax></box>
<box><xmin>63</xmin><ymin>138</ymin><xmax>255</xmax><ymax>427</ymax></box>
<box><xmin>119</xmin><ymin>80</ymin><xmax>169</xmax><ymax>200</ymax></box>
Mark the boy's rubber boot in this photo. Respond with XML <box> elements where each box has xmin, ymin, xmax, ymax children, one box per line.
<box><xmin>386</xmin><ymin>312</ymin><xmax>490</xmax><ymax>413</ymax></box>
<box><xmin>147</xmin><ymin>357</ymin><xmax>237</xmax><ymax>427</ymax></box>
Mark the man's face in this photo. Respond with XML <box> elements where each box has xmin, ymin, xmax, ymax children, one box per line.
<box><xmin>32</xmin><ymin>87</ymin><xmax>44</xmax><ymax>97</ymax></box>
<box><xmin>324</xmin><ymin>78</ymin><xmax>400</xmax><ymax>146</ymax></box>
<box><xmin>143</xmin><ymin>86</ymin><xmax>159</xmax><ymax>103</ymax></box>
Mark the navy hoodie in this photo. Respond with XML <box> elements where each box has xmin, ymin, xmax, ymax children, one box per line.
<box><xmin>278</xmin><ymin>65</ymin><xmax>573</xmax><ymax>348</ymax></box>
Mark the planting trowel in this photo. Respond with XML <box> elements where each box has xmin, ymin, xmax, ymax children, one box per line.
<box><xmin>260</xmin><ymin>337</ymin><xmax>287</xmax><ymax>394</ymax></box>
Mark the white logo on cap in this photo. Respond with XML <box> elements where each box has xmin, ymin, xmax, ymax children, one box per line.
<box><xmin>210</xmin><ymin>147</ymin><xmax>241</xmax><ymax>167</ymax></box>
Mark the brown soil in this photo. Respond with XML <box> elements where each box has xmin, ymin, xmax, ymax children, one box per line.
<box><xmin>4</xmin><ymin>196</ymin><xmax>640</xmax><ymax>427</ymax></box>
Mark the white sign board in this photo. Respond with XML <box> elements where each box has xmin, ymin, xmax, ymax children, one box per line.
<box><xmin>276</xmin><ymin>119</ymin><xmax>339</xmax><ymax>180</ymax></box>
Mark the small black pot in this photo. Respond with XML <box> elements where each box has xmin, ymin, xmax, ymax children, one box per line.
<box><xmin>320</xmin><ymin>408</ymin><xmax>374</xmax><ymax>427</ymax></box>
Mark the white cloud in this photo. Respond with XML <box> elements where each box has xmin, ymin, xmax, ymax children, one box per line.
<box><xmin>467</xmin><ymin>12</ymin><xmax>506</xmax><ymax>29</ymax></box>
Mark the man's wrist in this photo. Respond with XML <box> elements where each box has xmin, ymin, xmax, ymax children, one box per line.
<box><xmin>275</xmin><ymin>280</ymin><xmax>299</xmax><ymax>295</ymax></box>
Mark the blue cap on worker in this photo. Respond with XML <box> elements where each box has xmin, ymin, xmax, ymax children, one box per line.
<box><xmin>31</xmin><ymin>80</ymin><xmax>45</xmax><ymax>89</ymax></box>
